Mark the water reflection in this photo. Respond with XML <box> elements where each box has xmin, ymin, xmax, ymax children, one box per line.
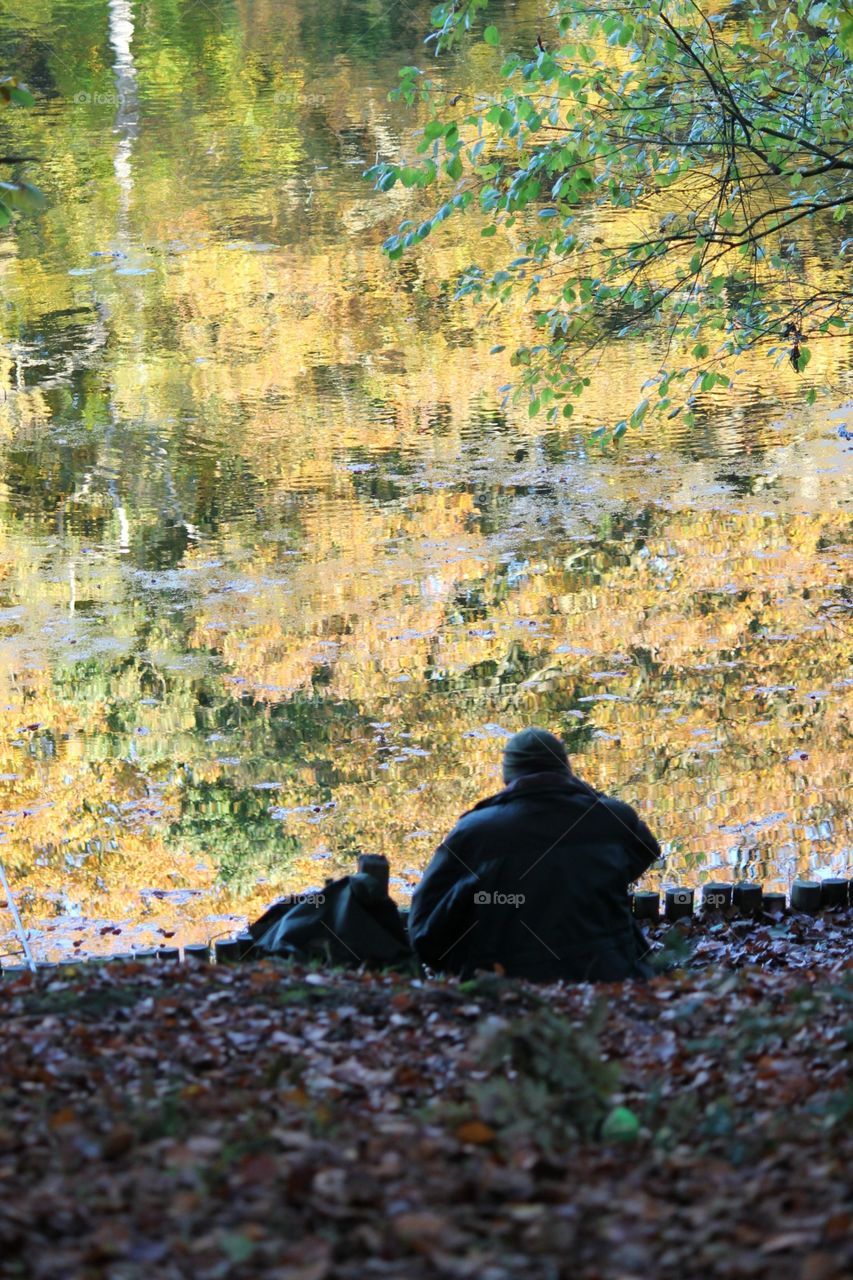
<box><xmin>0</xmin><ymin>0</ymin><xmax>850</xmax><ymax>959</ymax></box>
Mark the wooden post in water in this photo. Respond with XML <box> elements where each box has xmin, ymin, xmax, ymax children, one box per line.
<box><xmin>819</xmin><ymin>878</ymin><xmax>849</xmax><ymax>909</ymax></box>
<box><xmin>790</xmin><ymin>881</ymin><xmax>821</xmax><ymax>914</ymax></box>
<box><xmin>733</xmin><ymin>883</ymin><xmax>763</xmax><ymax>915</ymax></box>
<box><xmin>763</xmin><ymin>892</ymin><xmax>786</xmax><ymax>915</ymax></box>
<box><xmin>632</xmin><ymin>891</ymin><xmax>660</xmax><ymax>922</ymax></box>
<box><xmin>665</xmin><ymin>887</ymin><xmax>694</xmax><ymax>922</ymax></box>
<box><xmin>184</xmin><ymin>943</ymin><xmax>211</xmax><ymax>964</ymax></box>
<box><xmin>236</xmin><ymin>932</ymin><xmax>255</xmax><ymax>960</ymax></box>
<box><xmin>702</xmin><ymin>882</ymin><xmax>733</xmax><ymax>911</ymax></box>
<box><xmin>214</xmin><ymin>938</ymin><xmax>242</xmax><ymax>963</ymax></box>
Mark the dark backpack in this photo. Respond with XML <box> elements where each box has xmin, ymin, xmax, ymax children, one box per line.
<box><xmin>248</xmin><ymin>873</ymin><xmax>413</xmax><ymax>968</ymax></box>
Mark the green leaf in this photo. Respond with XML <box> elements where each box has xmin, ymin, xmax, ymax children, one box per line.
<box><xmin>629</xmin><ymin>398</ymin><xmax>649</xmax><ymax>428</ymax></box>
<box><xmin>483</xmin><ymin>25</ymin><xmax>501</xmax><ymax>46</ymax></box>
<box><xmin>0</xmin><ymin>201</ymin><xmax>10</xmax><ymax>228</ymax></box>
<box><xmin>0</xmin><ymin>180</ymin><xmax>45</xmax><ymax>212</ymax></box>
<box><xmin>445</xmin><ymin>153</ymin><xmax>463</xmax><ymax>181</ymax></box>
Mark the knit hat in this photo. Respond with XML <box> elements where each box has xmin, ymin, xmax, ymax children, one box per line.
<box><xmin>502</xmin><ymin>727</ymin><xmax>570</xmax><ymax>783</ymax></box>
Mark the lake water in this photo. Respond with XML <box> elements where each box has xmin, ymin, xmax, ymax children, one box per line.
<box><xmin>0</xmin><ymin>0</ymin><xmax>851</xmax><ymax>961</ymax></box>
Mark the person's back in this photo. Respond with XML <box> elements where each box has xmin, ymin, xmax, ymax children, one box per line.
<box><xmin>408</xmin><ymin>727</ymin><xmax>659</xmax><ymax>982</ymax></box>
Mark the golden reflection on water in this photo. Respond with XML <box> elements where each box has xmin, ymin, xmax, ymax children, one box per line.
<box><xmin>0</xmin><ymin>0</ymin><xmax>850</xmax><ymax>957</ymax></box>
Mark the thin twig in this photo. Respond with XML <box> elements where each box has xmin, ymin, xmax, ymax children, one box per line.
<box><xmin>0</xmin><ymin>858</ymin><xmax>37</xmax><ymax>972</ymax></box>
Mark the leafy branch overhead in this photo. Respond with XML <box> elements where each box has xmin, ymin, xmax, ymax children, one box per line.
<box><xmin>367</xmin><ymin>2</ymin><xmax>853</xmax><ymax>438</ymax></box>
<box><xmin>0</xmin><ymin>75</ymin><xmax>44</xmax><ymax>228</ymax></box>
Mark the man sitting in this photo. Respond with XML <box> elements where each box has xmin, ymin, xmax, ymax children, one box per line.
<box><xmin>408</xmin><ymin>727</ymin><xmax>659</xmax><ymax>982</ymax></box>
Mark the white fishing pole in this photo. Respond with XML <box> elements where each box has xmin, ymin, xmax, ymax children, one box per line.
<box><xmin>0</xmin><ymin>857</ymin><xmax>37</xmax><ymax>973</ymax></box>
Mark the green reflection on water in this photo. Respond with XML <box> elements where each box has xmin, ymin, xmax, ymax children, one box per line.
<box><xmin>0</xmin><ymin>0</ymin><xmax>850</xmax><ymax>958</ymax></box>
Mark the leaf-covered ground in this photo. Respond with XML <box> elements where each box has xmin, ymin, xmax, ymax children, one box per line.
<box><xmin>1</xmin><ymin>912</ymin><xmax>852</xmax><ymax>1280</ymax></box>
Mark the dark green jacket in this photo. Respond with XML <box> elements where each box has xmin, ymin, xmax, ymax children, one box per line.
<box><xmin>408</xmin><ymin>770</ymin><xmax>659</xmax><ymax>982</ymax></box>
